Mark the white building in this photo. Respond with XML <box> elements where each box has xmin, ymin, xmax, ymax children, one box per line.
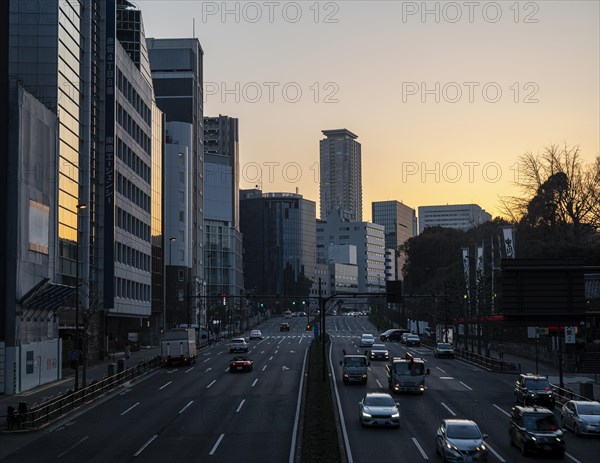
<box><xmin>418</xmin><ymin>204</ymin><xmax>492</xmax><ymax>234</ymax></box>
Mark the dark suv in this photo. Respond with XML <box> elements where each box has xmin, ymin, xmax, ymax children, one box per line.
<box><xmin>509</xmin><ymin>405</ymin><xmax>565</xmax><ymax>457</ymax></box>
<box><xmin>514</xmin><ymin>373</ymin><xmax>555</xmax><ymax>408</ymax></box>
<box><xmin>380</xmin><ymin>329</ymin><xmax>408</xmax><ymax>342</ymax></box>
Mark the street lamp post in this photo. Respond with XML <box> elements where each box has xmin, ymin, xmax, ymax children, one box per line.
<box><xmin>168</xmin><ymin>237</ymin><xmax>176</xmax><ymax>329</ymax></box>
<box><xmin>74</xmin><ymin>203</ymin><xmax>86</xmax><ymax>391</ymax></box>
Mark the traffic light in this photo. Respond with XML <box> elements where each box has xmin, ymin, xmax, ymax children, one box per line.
<box><xmin>222</xmin><ymin>293</ymin><xmax>227</xmax><ymax>306</ymax></box>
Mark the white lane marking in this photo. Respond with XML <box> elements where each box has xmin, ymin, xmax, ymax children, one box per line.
<box><xmin>329</xmin><ymin>343</ymin><xmax>354</xmax><ymax>463</ymax></box>
<box><xmin>289</xmin><ymin>347</ymin><xmax>309</xmax><ymax>463</ymax></box>
<box><xmin>203</xmin><ymin>358</ymin><xmax>211</xmax><ymax>363</ymax></box>
<box><xmin>269</xmin><ymin>356</ymin><xmax>273</xmax><ymax>361</ymax></box>
<box><xmin>262</xmin><ymin>365</ymin><xmax>267</xmax><ymax>371</ymax></box>
<box><xmin>436</xmin><ymin>366</ymin><xmax>445</xmax><ymax>373</ymax></box>
<box><xmin>278</xmin><ymin>338</ymin><xmax>285</xmax><ymax>345</ymax></box>
<box><xmin>376</xmin><ymin>379</ymin><xmax>383</xmax><ymax>389</ymax></box>
<box><xmin>159</xmin><ymin>381</ymin><xmax>172</xmax><ymax>390</ymax></box>
<box><xmin>203</xmin><ymin>352</ymin><xmax>210</xmax><ymax>356</ymax></box>
<box><xmin>261</xmin><ymin>351</ymin><xmax>265</xmax><ymax>354</ymax></box>
<box><xmin>209</xmin><ymin>434</ymin><xmax>225</xmax><ymax>456</ymax></box>
<box><xmin>493</xmin><ymin>404</ymin><xmax>511</xmax><ymax>417</ymax></box>
<box><xmin>411</xmin><ymin>437</ymin><xmax>429</xmax><ymax>460</ymax></box>
<box><xmin>439</xmin><ymin>377</ymin><xmax>454</xmax><ymax>380</ymax></box>
<box><xmin>566</xmin><ymin>452</ymin><xmax>583</xmax><ymax>463</ymax></box>
<box><xmin>236</xmin><ymin>399</ymin><xmax>246</xmax><ymax>413</ymax></box>
<box><xmin>459</xmin><ymin>381</ymin><xmax>472</xmax><ymax>391</ymax></box>
<box><xmin>225</xmin><ymin>367</ymin><xmax>230</xmax><ymax>372</ymax></box>
<box><xmin>207</xmin><ymin>379</ymin><xmax>216</xmax><ymax>389</ymax></box>
<box><xmin>441</xmin><ymin>402</ymin><xmax>456</xmax><ymax>417</ymax></box>
<box><xmin>205</xmin><ymin>367</ymin><xmax>212</xmax><ymax>372</ymax></box>
<box><xmin>275</xmin><ymin>350</ymin><xmax>279</xmax><ymax>354</ymax></box>
<box><xmin>133</xmin><ymin>434</ymin><xmax>158</xmax><ymax>457</ymax></box>
<box><xmin>56</xmin><ymin>436</ymin><xmax>89</xmax><ymax>458</ymax></box>
<box><xmin>179</xmin><ymin>400</ymin><xmax>194</xmax><ymax>414</ymax></box>
<box><xmin>299</xmin><ymin>336</ymin><xmax>303</xmax><ymax>344</ymax></box>
<box><xmin>368</xmin><ymin>367</ymin><xmax>372</xmax><ymax>371</ymax></box>
<box><xmin>121</xmin><ymin>402</ymin><xmax>140</xmax><ymax>416</ymax></box>
<box><xmin>252</xmin><ymin>379</ymin><xmax>258</xmax><ymax>387</ymax></box>
<box><xmin>484</xmin><ymin>442</ymin><xmax>505</xmax><ymax>462</ymax></box>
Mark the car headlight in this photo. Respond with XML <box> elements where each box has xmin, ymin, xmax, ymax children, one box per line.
<box><xmin>361</xmin><ymin>411</ymin><xmax>372</xmax><ymax>418</ymax></box>
<box><xmin>445</xmin><ymin>444</ymin><xmax>461</xmax><ymax>455</ymax></box>
<box><xmin>476</xmin><ymin>444</ymin><xmax>486</xmax><ymax>451</ymax></box>
<box><xmin>527</xmin><ymin>434</ymin><xmax>537</xmax><ymax>441</ymax></box>
<box><xmin>362</xmin><ymin>374</ymin><xmax>367</xmax><ymax>378</ymax></box>
<box><xmin>343</xmin><ymin>373</ymin><xmax>349</xmax><ymax>378</ymax></box>
<box><xmin>391</xmin><ymin>412</ymin><xmax>400</xmax><ymax>418</ymax></box>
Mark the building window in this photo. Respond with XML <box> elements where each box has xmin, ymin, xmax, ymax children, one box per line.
<box><xmin>178</xmin><ymin>269</ymin><xmax>184</xmax><ymax>281</ymax></box>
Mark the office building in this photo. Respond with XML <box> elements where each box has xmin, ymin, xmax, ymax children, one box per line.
<box><xmin>319</xmin><ymin>129</ymin><xmax>362</xmax><ymax>221</ymax></box>
<box><xmin>372</xmin><ymin>200</ymin><xmax>417</xmax><ymax>279</ymax></box>
<box><xmin>204</xmin><ymin>116</ymin><xmax>244</xmax><ymax>312</ymax></box>
<box><xmin>418</xmin><ymin>204</ymin><xmax>492</xmax><ymax>234</ymax></box>
<box><xmin>148</xmin><ymin>38</ymin><xmax>204</xmax><ymax>329</ymax></box>
<box><xmin>240</xmin><ymin>190</ymin><xmax>316</xmax><ymax>306</ymax></box>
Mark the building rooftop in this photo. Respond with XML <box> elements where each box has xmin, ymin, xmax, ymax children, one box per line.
<box><xmin>321</xmin><ymin>129</ymin><xmax>358</xmax><ymax>140</ymax></box>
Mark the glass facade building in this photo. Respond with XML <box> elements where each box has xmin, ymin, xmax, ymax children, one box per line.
<box><xmin>240</xmin><ymin>191</ymin><xmax>316</xmax><ymax>301</ymax></box>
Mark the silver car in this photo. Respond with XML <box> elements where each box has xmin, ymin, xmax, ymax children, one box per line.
<box><xmin>368</xmin><ymin>344</ymin><xmax>389</xmax><ymax>360</ymax></box>
<box><xmin>561</xmin><ymin>400</ymin><xmax>600</xmax><ymax>436</ymax></box>
<box><xmin>359</xmin><ymin>334</ymin><xmax>375</xmax><ymax>347</ymax></box>
<box><xmin>358</xmin><ymin>392</ymin><xmax>400</xmax><ymax>427</ymax></box>
<box><xmin>435</xmin><ymin>419</ymin><xmax>488</xmax><ymax>462</ymax></box>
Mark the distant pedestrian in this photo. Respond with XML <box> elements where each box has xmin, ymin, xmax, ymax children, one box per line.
<box><xmin>498</xmin><ymin>344</ymin><xmax>504</xmax><ymax>360</ymax></box>
<box><xmin>124</xmin><ymin>343</ymin><xmax>130</xmax><ymax>360</ymax></box>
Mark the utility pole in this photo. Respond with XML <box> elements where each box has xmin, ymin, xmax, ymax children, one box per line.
<box><xmin>319</xmin><ymin>278</ymin><xmax>326</xmax><ymax>382</ymax></box>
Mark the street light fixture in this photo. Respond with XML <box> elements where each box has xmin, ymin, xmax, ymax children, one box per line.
<box><xmin>74</xmin><ymin>203</ymin><xmax>87</xmax><ymax>391</ymax></box>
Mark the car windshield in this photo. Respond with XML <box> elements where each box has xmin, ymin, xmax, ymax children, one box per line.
<box><xmin>522</xmin><ymin>414</ymin><xmax>558</xmax><ymax>431</ymax></box>
<box><xmin>446</xmin><ymin>424</ymin><xmax>482</xmax><ymax>439</ymax></box>
<box><xmin>524</xmin><ymin>378</ymin><xmax>550</xmax><ymax>390</ymax></box>
<box><xmin>345</xmin><ymin>357</ymin><xmax>366</xmax><ymax>367</ymax></box>
<box><xmin>577</xmin><ymin>403</ymin><xmax>600</xmax><ymax>415</ymax></box>
<box><xmin>362</xmin><ymin>335</ymin><xmax>374</xmax><ymax>340</ymax></box>
<box><xmin>364</xmin><ymin>395</ymin><xmax>395</xmax><ymax>407</ymax></box>
<box><xmin>232</xmin><ymin>339</ymin><xmax>245</xmax><ymax>344</ymax></box>
<box><xmin>437</xmin><ymin>343</ymin><xmax>452</xmax><ymax>349</ymax></box>
<box><xmin>372</xmin><ymin>344</ymin><xmax>386</xmax><ymax>350</ymax></box>
<box><xmin>393</xmin><ymin>362</ymin><xmax>424</xmax><ymax>376</ymax></box>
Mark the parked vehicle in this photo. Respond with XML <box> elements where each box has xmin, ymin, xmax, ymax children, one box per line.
<box><xmin>560</xmin><ymin>400</ymin><xmax>600</xmax><ymax>436</ymax></box>
<box><xmin>161</xmin><ymin>328</ymin><xmax>198</xmax><ymax>366</ymax></box>
<box><xmin>358</xmin><ymin>392</ymin><xmax>400</xmax><ymax>427</ymax></box>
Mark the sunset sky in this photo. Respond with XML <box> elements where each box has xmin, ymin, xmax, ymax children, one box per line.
<box><xmin>140</xmin><ymin>0</ymin><xmax>599</xmax><ymax>220</ymax></box>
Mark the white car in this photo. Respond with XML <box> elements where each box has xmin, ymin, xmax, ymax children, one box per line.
<box><xmin>249</xmin><ymin>329</ymin><xmax>263</xmax><ymax>340</ymax></box>
<box><xmin>358</xmin><ymin>392</ymin><xmax>400</xmax><ymax>427</ymax></box>
<box><xmin>561</xmin><ymin>400</ymin><xmax>600</xmax><ymax>435</ymax></box>
<box><xmin>359</xmin><ymin>334</ymin><xmax>375</xmax><ymax>347</ymax></box>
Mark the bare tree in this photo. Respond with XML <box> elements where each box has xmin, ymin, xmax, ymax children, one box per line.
<box><xmin>500</xmin><ymin>144</ymin><xmax>600</xmax><ymax>239</ymax></box>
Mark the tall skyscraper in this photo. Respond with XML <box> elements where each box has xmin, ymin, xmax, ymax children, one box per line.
<box><xmin>319</xmin><ymin>129</ymin><xmax>362</xmax><ymax>221</ymax></box>
<box><xmin>372</xmin><ymin>200</ymin><xmax>417</xmax><ymax>279</ymax></box>
<box><xmin>2</xmin><ymin>0</ymin><xmax>162</xmax><ymax>393</ymax></box>
<box><xmin>204</xmin><ymin>115</ymin><xmax>244</xmax><ymax>307</ymax></box>
<box><xmin>148</xmin><ymin>38</ymin><xmax>204</xmax><ymax>328</ymax></box>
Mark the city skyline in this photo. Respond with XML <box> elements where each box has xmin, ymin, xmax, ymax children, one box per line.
<box><xmin>141</xmin><ymin>0</ymin><xmax>599</xmax><ymax>220</ymax></box>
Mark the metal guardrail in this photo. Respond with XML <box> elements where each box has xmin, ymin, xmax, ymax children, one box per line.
<box><xmin>2</xmin><ymin>355</ymin><xmax>163</xmax><ymax>431</ymax></box>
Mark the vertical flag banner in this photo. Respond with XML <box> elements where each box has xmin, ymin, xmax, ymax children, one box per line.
<box><xmin>502</xmin><ymin>226</ymin><xmax>515</xmax><ymax>258</ymax></box>
<box><xmin>476</xmin><ymin>243</ymin><xmax>484</xmax><ymax>313</ymax></box>
<box><xmin>462</xmin><ymin>247</ymin><xmax>470</xmax><ymax>302</ymax></box>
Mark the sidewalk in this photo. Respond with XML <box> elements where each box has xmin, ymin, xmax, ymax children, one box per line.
<box><xmin>0</xmin><ymin>345</ymin><xmax>163</xmax><ymax>418</ymax></box>
<box><xmin>462</xmin><ymin>344</ymin><xmax>600</xmax><ymax>401</ymax></box>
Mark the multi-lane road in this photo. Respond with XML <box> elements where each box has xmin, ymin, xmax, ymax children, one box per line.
<box><xmin>1</xmin><ymin>315</ymin><xmax>597</xmax><ymax>463</ymax></box>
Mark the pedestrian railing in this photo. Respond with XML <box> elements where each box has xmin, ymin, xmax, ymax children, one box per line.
<box><xmin>2</xmin><ymin>355</ymin><xmax>163</xmax><ymax>431</ymax></box>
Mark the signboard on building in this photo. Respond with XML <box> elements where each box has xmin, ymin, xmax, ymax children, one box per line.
<box><xmin>564</xmin><ymin>326</ymin><xmax>576</xmax><ymax>344</ymax></box>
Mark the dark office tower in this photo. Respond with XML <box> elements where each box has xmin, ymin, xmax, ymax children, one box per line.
<box><xmin>372</xmin><ymin>201</ymin><xmax>417</xmax><ymax>279</ymax></box>
<box><xmin>319</xmin><ymin>129</ymin><xmax>362</xmax><ymax>221</ymax></box>
<box><xmin>240</xmin><ymin>190</ymin><xmax>316</xmax><ymax>302</ymax></box>
<box><xmin>204</xmin><ymin>116</ymin><xmax>244</xmax><ymax>306</ymax></box>
<box><xmin>148</xmin><ymin>38</ymin><xmax>204</xmax><ymax>328</ymax></box>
